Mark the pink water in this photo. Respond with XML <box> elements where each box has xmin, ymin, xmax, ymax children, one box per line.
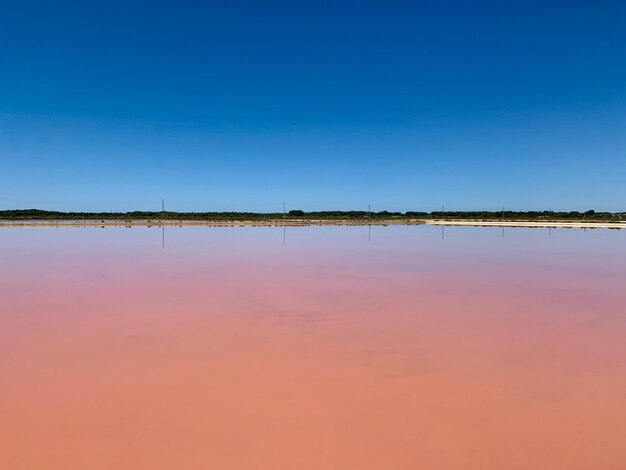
<box><xmin>1</xmin><ymin>226</ymin><xmax>625</xmax><ymax>469</ymax></box>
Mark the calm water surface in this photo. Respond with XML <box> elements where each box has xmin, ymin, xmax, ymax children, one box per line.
<box><xmin>1</xmin><ymin>226</ymin><xmax>625</xmax><ymax>469</ymax></box>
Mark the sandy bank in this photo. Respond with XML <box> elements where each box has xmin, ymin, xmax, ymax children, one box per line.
<box><xmin>422</xmin><ymin>220</ymin><xmax>625</xmax><ymax>229</ymax></box>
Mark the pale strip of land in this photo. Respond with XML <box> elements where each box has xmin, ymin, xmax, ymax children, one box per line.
<box><xmin>423</xmin><ymin>220</ymin><xmax>625</xmax><ymax>229</ymax></box>
<box><xmin>0</xmin><ymin>219</ymin><xmax>624</xmax><ymax>229</ymax></box>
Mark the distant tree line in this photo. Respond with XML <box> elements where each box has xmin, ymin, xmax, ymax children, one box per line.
<box><xmin>1</xmin><ymin>208</ymin><xmax>624</xmax><ymax>221</ymax></box>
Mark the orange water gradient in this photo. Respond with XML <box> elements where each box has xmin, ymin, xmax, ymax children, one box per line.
<box><xmin>1</xmin><ymin>226</ymin><xmax>625</xmax><ymax>469</ymax></box>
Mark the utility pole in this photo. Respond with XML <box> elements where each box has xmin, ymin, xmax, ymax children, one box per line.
<box><xmin>368</xmin><ymin>204</ymin><xmax>371</xmax><ymax>221</ymax></box>
<box><xmin>441</xmin><ymin>205</ymin><xmax>445</xmax><ymax>240</ymax></box>
<box><xmin>502</xmin><ymin>206</ymin><xmax>505</xmax><ymax>221</ymax></box>
<box><xmin>282</xmin><ymin>202</ymin><xmax>286</xmax><ymax>246</ymax></box>
<box><xmin>161</xmin><ymin>199</ymin><xmax>165</xmax><ymax>221</ymax></box>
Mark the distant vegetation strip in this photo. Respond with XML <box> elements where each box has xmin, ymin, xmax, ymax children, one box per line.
<box><xmin>1</xmin><ymin>209</ymin><xmax>624</xmax><ymax>221</ymax></box>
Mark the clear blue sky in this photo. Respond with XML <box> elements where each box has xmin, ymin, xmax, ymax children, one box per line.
<box><xmin>1</xmin><ymin>0</ymin><xmax>625</xmax><ymax>212</ymax></box>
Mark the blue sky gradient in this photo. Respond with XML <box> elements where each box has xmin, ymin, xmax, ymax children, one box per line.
<box><xmin>1</xmin><ymin>0</ymin><xmax>625</xmax><ymax>212</ymax></box>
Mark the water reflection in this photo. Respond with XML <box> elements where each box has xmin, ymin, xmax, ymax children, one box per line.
<box><xmin>1</xmin><ymin>226</ymin><xmax>625</xmax><ymax>470</ymax></box>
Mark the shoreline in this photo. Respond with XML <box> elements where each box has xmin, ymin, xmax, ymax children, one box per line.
<box><xmin>422</xmin><ymin>220</ymin><xmax>625</xmax><ymax>229</ymax></box>
<box><xmin>0</xmin><ymin>219</ymin><xmax>624</xmax><ymax>229</ymax></box>
<box><xmin>0</xmin><ymin>219</ymin><xmax>424</xmax><ymax>228</ymax></box>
